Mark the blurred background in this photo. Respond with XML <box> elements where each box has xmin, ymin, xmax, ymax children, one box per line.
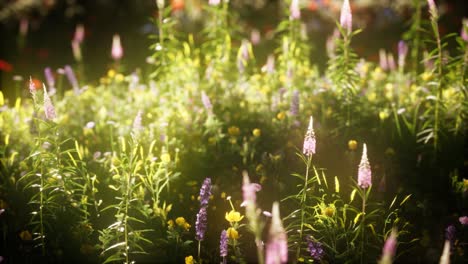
<box><xmin>0</xmin><ymin>0</ymin><xmax>466</xmax><ymax>100</ymax></box>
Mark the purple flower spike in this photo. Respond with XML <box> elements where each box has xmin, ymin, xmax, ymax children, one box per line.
<box><xmin>303</xmin><ymin>116</ymin><xmax>316</xmax><ymax>156</ymax></box>
<box><xmin>461</xmin><ymin>19</ymin><xmax>468</xmax><ymax>42</ymax></box>
<box><xmin>241</xmin><ymin>172</ymin><xmax>261</xmax><ymax>208</ymax></box>
<box><xmin>459</xmin><ymin>216</ymin><xmax>468</xmax><ymax>225</ymax></box>
<box><xmin>358</xmin><ymin>143</ymin><xmax>372</xmax><ymax>189</ymax></box>
<box><xmin>44</xmin><ymin>67</ymin><xmax>55</xmax><ymax>88</ymax></box>
<box><xmin>306</xmin><ymin>236</ymin><xmax>324</xmax><ymax>261</ymax></box>
<box><xmin>340</xmin><ymin>0</ymin><xmax>352</xmax><ymax>33</ymax></box>
<box><xmin>195</xmin><ymin>207</ymin><xmax>208</xmax><ymax>241</ymax></box>
<box><xmin>199</xmin><ymin>178</ymin><xmax>212</xmax><ymax>207</ymax></box>
<box><xmin>74</xmin><ymin>24</ymin><xmax>85</xmax><ymax>44</ymax></box>
<box><xmin>220</xmin><ymin>230</ymin><xmax>228</xmax><ymax>258</ymax></box>
<box><xmin>132</xmin><ymin>110</ymin><xmax>143</xmax><ymax>133</ymax></box>
<box><xmin>43</xmin><ymin>85</ymin><xmax>56</xmax><ymax>120</ymax></box>
<box><xmin>265</xmin><ymin>202</ymin><xmax>288</xmax><ymax>264</ymax></box>
<box><xmin>64</xmin><ymin>65</ymin><xmax>79</xmax><ymax>93</ymax></box>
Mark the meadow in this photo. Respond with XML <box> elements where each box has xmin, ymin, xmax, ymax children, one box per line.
<box><xmin>0</xmin><ymin>0</ymin><xmax>467</xmax><ymax>263</ymax></box>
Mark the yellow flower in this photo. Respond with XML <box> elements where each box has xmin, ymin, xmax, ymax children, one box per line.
<box><xmin>228</xmin><ymin>126</ymin><xmax>240</xmax><ymax>136</ymax></box>
<box><xmin>348</xmin><ymin>140</ymin><xmax>358</xmax><ymax>151</ymax></box>
<box><xmin>379</xmin><ymin>110</ymin><xmax>390</xmax><ymax>121</ymax></box>
<box><xmin>421</xmin><ymin>72</ymin><xmax>433</xmax><ymax>82</ymax></box>
<box><xmin>183</xmin><ymin>222</ymin><xmax>191</xmax><ymax>231</ymax></box>
<box><xmin>175</xmin><ymin>217</ymin><xmax>186</xmax><ymax>226</ymax></box>
<box><xmin>322</xmin><ymin>206</ymin><xmax>335</xmax><ymax>217</ymax></box>
<box><xmin>115</xmin><ymin>73</ymin><xmax>125</xmax><ymax>83</ymax></box>
<box><xmin>167</xmin><ymin>219</ymin><xmax>174</xmax><ymax>230</ymax></box>
<box><xmin>227</xmin><ymin>227</ymin><xmax>239</xmax><ymax>240</ymax></box>
<box><xmin>252</xmin><ymin>128</ymin><xmax>261</xmax><ymax>137</ymax></box>
<box><xmin>185</xmin><ymin>255</ymin><xmax>194</xmax><ymax>264</ymax></box>
<box><xmin>161</xmin><ymin>153</ymin><xmax>171</xmax><ymax>163</ymax></box>
<box><xmin>220</xmin><ymin>192</ymin><xmax>226</xmax><ymax>199</ymax></box>
<box><xmin>107</xmin><ymin>69</ymin><xmax>116</xmax><ymax>78</ymax></box>
<box><xmin>276</xmin><ymin>111</ymin><xmax>286</xmax><ymax>120</ymax></box>
<box><xmin>19</xmin><ymin>230</ymin><xmax>32</xmax><ymax>241</ymax></box>
<box><xmin>225</xmin><ymin>210</ymin><xmax>244</xmax><ymax>223</ymax></box>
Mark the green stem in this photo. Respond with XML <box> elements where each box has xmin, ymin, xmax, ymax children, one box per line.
<box><xmin>296</xmin><ymin>154</ymin><xmax>312</xmax><ymax>261</ymax></box>
<box><xmin>360</xmin><ymin>189</ymin><xmax>367</xmax><ymax>264</ymax></box>
<box><xmin>431</xmin><ymin>14</ymin><xmax>443</xmax><ymax>152</ymax></box>
<box><xmin>410</xmin><ymin>0</ymin><xmax>422</xmax><ymax>74</ymax></box>
<box><xmin>198</xmin><ymin>240</ymin><xmax>202</xmax><ymax>264</ymax></box>
<box><xmin>40</xmin><ymin>166</ymin><xmax>45</xmax><ymax>256</ymax></box>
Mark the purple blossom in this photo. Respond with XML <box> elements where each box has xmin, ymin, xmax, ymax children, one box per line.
<box><xmin>237</xmin><ymin>40</ymin><xmax>250</xmax><ymax>73</ymax></box>
<box><xmin>290</xmin><ymin>0</ymin><xmax>300</xmax><ymax>20</ymax></box>
<box><xmin>290</xmin><ymin>90</ymin><xmax>299</xmax><ymax>117</ymax></box>
<box><xmin>201</xmin><ymin>91</ymin><xmax>213</xmax><ymax>115</ymax></box>
<box><xmin>445</xmin><ymin>225</ymin><xmax>456</xmax><ymax>244</ymax></box>
<box><xmin>306</xmin><ymin>236</ymin><xmax>324</xmax><ymax>261</ymax></box>
<box><xmin>358</xmin><ymin>143</ymin><xmax>372</xmax><ymax>189</ymax></box>
<box><xmin>427</xmin><ymin>0</ymin><xmax>438</xmax><ymax>18</ymax></box>
<box><xmin>199</xmin><ymin>178</ymin><xmax>212</xmax><ymax>207</ymax></box>
<box><xmin>251</xmin><ymin>29</ymin><xmax>261</xmax><ymax>45</ymax></box>
<box><xmin>241</xmin><ymin>173</ymin><xmax>261</xmax><ymax>208</ymax></box>
<box><xmin>220</xmin><ymin>230</ymin><xmax>228</xmax><ymax>258</ymax></box>
<box><xmin>303</xmin><ymin>116</ymin><xmax>316</xmax><ymax>156</ymax></box>
<box><xmin>44</xmin><ymin>67</ymin><xmax>55</xmax><ymax>88</ymax></box>
<box><xmin>64</xmin><ymin>65</ymin><xmax>79</xmax><ymax>93</ymax></box>
<box><xmin>340</xmin><ymin>0</ymin><xmax>352</xmax><ymax>33</ymax></box>
<box><xmin>111</xmin><ymin>34</ymin><xmax>123</xmax><ymax>60</ymax></box>
<box><xmin>459</xmin><ymin>216</ymin><xmax>468</xmax><ymax>225</ymax></box>
<box><xmin>265</xmin><ymin>202</ymin><xmax>288</xmax><ymax>264</ymax></box>
<box><xmin>195</xmin><ymin>207</ymin><xmax>208</xmax><ymax>241</ymax></box>
<box><xmin>43</xmin><ymin>85</ymin><xmax>56</xmax><ymax>120</ymax></box>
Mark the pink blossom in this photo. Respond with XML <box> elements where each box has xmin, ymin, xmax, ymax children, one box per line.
<box><xmin>111</xmin><ymin>34</ymin><xmax>123</xmax><ymax>60</ymax></box>
<box><xmin>290</xmin><ymin>0</ymin><xmax>300</xmax><ymax>20</ymax></box>
<box><xmin>380</xmin><ymin>229</ymin><xmax>397</xmax><ymax>263</ymax></box>
<box><xmin>74</xmin><ymin>24</ymin><xmax>85</xmax><ymax>44</ymax></box>
<box><xmin>265</xmin><ymin>202</ymin><xmax>288</xmax><ymax>264</ymax></box>
<box><xmin>358</xmin><ymin>143</ymin><xmax>371</xmax><ymax>189</ymax></box>
<box><xmin>340</xmin><ymin>0</ymin><xmax>352</xmax><ymax>33</ymax></box>
<box><xmin>209</xmin><ymin>0</ymin><xmax>220</xmax><ymax>6</ymax></box>
<box><xmin>303</xmin><ymin>116</ymin><xmax>316</xmax><ymax>156</ymax></box>
<box><xmin>241</xmin><ymin>172</ymin><xmax>261</xmax><ymax>208</ymax></box>
<box><xmin>459</xmin><ymin>216</ymin><xmax>468</xmax><ymax>225</ymax></box>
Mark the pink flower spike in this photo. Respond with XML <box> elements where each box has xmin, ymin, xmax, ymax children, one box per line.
<box><xmin>74</xmin><ymin>24</ymin><xmax>85</xmax><ymax>44</ymax></box>
<box><xmin>265</xmin><ymin>202</ymin><xmax>288</xmax><ymax>264</ymax></box>
<box><xmin>427</xmin><ymin>0</ymin><xmax>438</xmax><ymax>18</ymax></box>
<box><xmin>340</xmin><ymin>0</ymin><xmax>352</xmax><ymax>33</ymax></box>
<box><xmin>459</xmin><ymin>216</ymin><xmax>468</xmax><ymax>225</ymax></box>
<box><xmin>380</xmin><ymin>229</ymin><xmax>398</xmax><ymax>263</ymax></box>
<box><xmin>111</xmin><ymin>34</ymin><xmax>123</xmax><ymax>60</ymax></box>
<box><xmin>303</xmin><ymin>116</ymin><xmax>316</xmax><ymax>156</ymax></box>
<box><xmin>358</xmin><ymin>143</ymin><xmax>372</xmax><ymax>189</ymax></box>
<box><xmin>461</xmin><ymin>18</ymin><xmax>468</xmax><ymax>42</ymax></box>
<box><xmin>43</xmin><ymin>84</ymin><xmax>56</xmax><ymax>120</ymax></box>
<box><xmin>290</xmin><ymin>0</ymin><xmax>300</xmax><ymax>20</ymax></box>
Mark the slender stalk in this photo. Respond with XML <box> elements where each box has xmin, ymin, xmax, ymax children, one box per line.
<box><xmin>296</xmin><ymin>154</ymin><xmax>312</xmax><ymax>261</ymax></box>
<box><xmin>410</xmin><ymin>0</ymin><xmax>422</xmax><ymax>74</ymax></box>
<box><xmin>40</xmin><ymin>166</ymin><xmax>45</xmax><ymax>256</ymax></box>
<box><xmin>255</xmin><ymin>236</ymin><xmax>264</xmax><ymax>264</ymax></box>
<box><xmin>124</xmin><ymin>170</ymin><xmax>130</xmax><ymax>264</ymax></box>
<box><xmin>198</xmin><ymin>240</ymin><xmax>201</xmax><ymax>264</ymax></box>
<box><xmin>430</xmin><ymin>10</ymin><xmax>443</xmax><ymax>152</ymax></box>
<box><xmin>360</xmin><ymin>189</ymin><xmax>367</xmax><ymax>264</ymax></box>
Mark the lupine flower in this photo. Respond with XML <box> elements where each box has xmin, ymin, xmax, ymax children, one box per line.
<box><xmin>306</xmin><ymin>236</ymin><xmax>324</xmax><ymax>261</ymax></box>
<box><xmin>201</xmin><ymin>91</ymin><xmax>213</xmax><ymax>115</ymax></box>
<box><xmin>290</xmin><ymin>0</ymin><xmax>300</xmax><ymax>20</ymax></box>
<box><xmin>64</xmin><ymin>65</ymin><xmax>80</xmax><ymax>93</ymax></box>
<box><xmin>358</xmin><ymin>143</ymin><xmax>372</xmax><ymax>189</ymax></box>
<box><xmin>44</xmin><ymin>67</ymin><xmax>55</xmax><ymax>89</ymax></box>
<box><xmin>379</xmin><ymin>229</ymin><xmax>397</xmax><ymax>264</ymax></box>
<box><xmin>132</xmin><ymin>110</ymin><xmax>143</xmax><ymax>133</ymax></box>
<box><xmin>459</xmin><ymin>216</ymin><xmax>468</xmax><ymax>225</ymax></box>
<box><xmin>209</xmin><ymin>0</ymin><xmax>221</xmax><ymax>6</ymax></box>
<box><xmin>241</xmin><ymin>172</ymin><xmax>261</xmax><ymax>208</ymax></box>
<box><xmin>445</xmin><ymin>225</ymin><xmax>456</xmax><ymax>244</ymax></box>
<box><xmin>398</xmin><ymin>40</ymin><xmax>408</xmax><ymax>70</ymax></box>
<box><xmin>303</xmin><ymin>116</ymin><xmax>316</xmax><ymax>156</ymax></box>
<box><xmin>265</xmin><ymin>202</ymin><xmax>288</xmax><ymax>264</ymax></box>
<box><xmin>74</xmin><ymin>24</ymin><xmax>85</xmax><ymax>44</ymax></box>
<box><xmin>199</xmin><ymin>177</ymin><xmax>212</xmax><ymax>207</ymax></box>
<box><xmin>290</xmin><ymin>90</ymin><xmax>299</xmax><ymax>117</ymax></box>
<box><xmin>220</xmin><ymin>230</ymin><xmax>228</xmax><ymax>258</ymax></box>
<box><xmin>195</xmin><ymin>207</ymin><xmax>208</xmax><ymax>241</ymax></box>
<box><xmin>439</xmin><ymin>240</ymin><xmax>450</xmax><ymax>264</ymax></box>
<box><xmin>43</xmin><ymin>85</ymin><xmax>56</xmax><ymax>120</ymax></box>
<box><xmin>111</xmin><ymin>34</ymin><xmax>123</xmax><ymax>60</ymax></box>
<box><xmin>340</xmin><ymin>0</ymin><xmax>352</xmax><ymax>33</ymax></box>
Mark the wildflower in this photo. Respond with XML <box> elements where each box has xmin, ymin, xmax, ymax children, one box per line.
<box><xmin>176</xmin><ymin>217</ymin><xmax>191</xmax><ymax>231</ymax></box>
<box><xmin>241</xmin><ymin>173</ymin><xmax>262</xmax><ymax>208</ymax></box>
<box><xmin>74</xmin><ymin>24</ymin><xmax>85</xmax><ymax>43</ymax></box>
<box><xmin>276</xmin><ymin>111</ymin><xmax>286</xmax><ymax>120</ymax></box>
<box><xmin>228</xmin><ymin>126</ymin><xmax>240</xmax><ymax>137</ymax></box>
<box><xmin>379</xmin><ymin>49</ymin><xmax>388</xmax><ymax>71</ymax></box>
<box><xmin>71</xmin><ymin>40</ymin><xmax>82</xmax><ymax>62</ymax></box>
<box><xmin>195</xmin><ymin>207</ymin><xmax>208</xmax><ymax>241</ymax></box>
<box><xmin>322</xmin><ymin>205</ymin><xmax>335</xmax><ymax>217</ymax></box>
<box><xmin>439</xmin><ymin>240</ymin><xmax>450</xmax><ymax>264</ymax></box>
<box><xmin>252</xmin><ymin>128</ymin><xmax>261</xmax><ymax>137</ymax></box>
<box><xmin>379</xmin><ymin>229</ymin><xmax>397</xmax><ymax>264</ymax></box>
<box><xmin>459</xmin><ymin>216</ymin><xmax>468</xmax><ymax>225</ymax></box>
<box><xmin>185</xmin><ymin>255</ymin><xmax>194</xmax><ymax>264</ymax></box>
<box><xmin>209</xmin><ymin>0</ymin><xmax>221</xmax><ymax>6</ymax></box>
<box><xmin>262</xmin><ymin>54</ymin><xmax>275</xmax><ymax>74</ymax></box>
<box><xmin>303</xmin><ymin>116</ymin><xmax>316</xmax><ymax>156</ymax></box>
<box><xmin>225</xmin><ymin>210</ymin><xmax>244</xmax><ymax>223</ymax></box>
<box><xmin>199</xmin><ymin>178</ymin><xmax>212</xmax><ymax>207</ymax></box>
<box><xmin>132</xmin><ymin>110</ymin><xmax>143</xmax><ymax>133</ymax></box>
<box><xmin>398</xmin><ymin>41</ymin><xmax>408</xmax><ymax>70</ymax></box>
<box><xmin>167</xmin><ymin>219</ymin><xmax>174</xmax><ymax>230</ymax></box>
<box><xmin>461</xmin><ymin>19</ymin><xmax>468</xmax><ymax>42</ymax></box>
<box><xmin>358</xmin><ymin>143</ymin><xmax>372</xmax><ymax>189</ymax></box>
<box><xmin>290</xmin><ymin>90</ymin><xmax>299</xmax><ymax>117</ymax></box>
<box><xmin>161</xmin><ymin>153</ymin><xmax>171</xmax><ymax>163</ymax></box>
<box><xmin>44</xmin><ymin>67</ymin><xmax>55</xmax><ymax>88</ymax></box>
<box><xmin>306</xmin><ymin>236</ymin><xmax>324</xmax><ymax>261</ymax></box>
<box><xmin>427</xmin><ymin>0</ymin><xmax>438</xmax><ymax>19</ymax></box>
<box><xmin>220</xmin><ymin>230</ymin><xmax>228</xmax><ymax>258</ymax></box>
<box><xmin>19</xmin><ymin>230</ymin><xmax>32</xmax><ymax>241</ymax></box>
<box><xmin>340</xmin><ymin>0</ymin><xmax>352</xmax><ymax>33</ymax></box>
<box><xmin>348</xmin><ymin>140</ymin><xmax>358</xmax><ymax>151</ymax></box>
<box><xmin>387</xmin><ymin>53</ymin><xmax>396</xmax><ymax>71</ymax></box>
<box><xmin>226</xmin><ymin>227</ymin><xmax>239</xmax><ymax>240</ymax></box>
<box><xmin>111</xmin><ymin>34</ymin><xmax>123</xmax><ymax>60</ymax></box>
<box><xmin>201</xmin><ymin>91</ymin><xmax>213</xmax><ymax>114</ymax></box>
<box><xmin>251</xmin><ymin>29</ymin><xmax>261</xmax><ymax>45</ymax></box>
<box><xmin>43</xmin><ymin>85</ymin><xmax>56</xmax><ymax>120</ymax></box>
<box><xmin>64</xmin><ymin>65</ymin><xmax>79</xmax><ymax>92</ymax></box>
<box><xmin>265</xmin><ymin>202</ymin><xmax>288</xmax><ymax>264</ymax></box>
<box><xmin>19</xmin><ymin>18</ymin><xmax>28</xmax><ymax>37</ymax></box>
<box><xmin>290</xmin><ymin>0</ymin><xmax>300</xmax><ymax>20</ymax></box>
<box><xmin>237</xmin><ymin>39</ymin><xmax>250</xmax><ymax>73</ymax></box>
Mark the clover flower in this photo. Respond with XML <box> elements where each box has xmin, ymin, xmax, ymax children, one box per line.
<box><xmin>195</xmin><ymin>207</ymin><xmax>208</xmax><ymax>241</ymax></box>
<box><xmin>358</xmin><ymin>143</ymin><xmax>372</xmax><ymax>189</ymax></box>
<box><xmin>303</xmin><ymin>116</ymin><xmax>316</xmax><ymax>156</ymax></box>
<box><xmin>306</xmin><ymin>236</ymin><xmax>324</xmax><ymax>261</ymax></box>
<box><xmin>220</xmin><ymin>230</ymin><xmax>228</xmax><ymax>258</ymax></box>
<box><xmin>265</xmin><ymin>202</ymin><xmax>288</xmax><ymax>264</ymax></box>
<box><xmin>340</xmin><ymin>0</ymin><xmax>352</xmax><ymax>33</ymax></box>
<box><xmin>199</xmin><ymin>178</ymin><xmax>212</xmax><ymax>207</ymax></box>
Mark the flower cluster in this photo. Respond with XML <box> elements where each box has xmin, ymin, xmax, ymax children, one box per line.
<box><xmin>358</xmin><ymin>143</ymin><xmax>372</xmax><ymax>189</ymax></box>
<box><xmin>306</xmin><ymin>235</ymin><xmax>324</xmax><ymax>261</ymax></box>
